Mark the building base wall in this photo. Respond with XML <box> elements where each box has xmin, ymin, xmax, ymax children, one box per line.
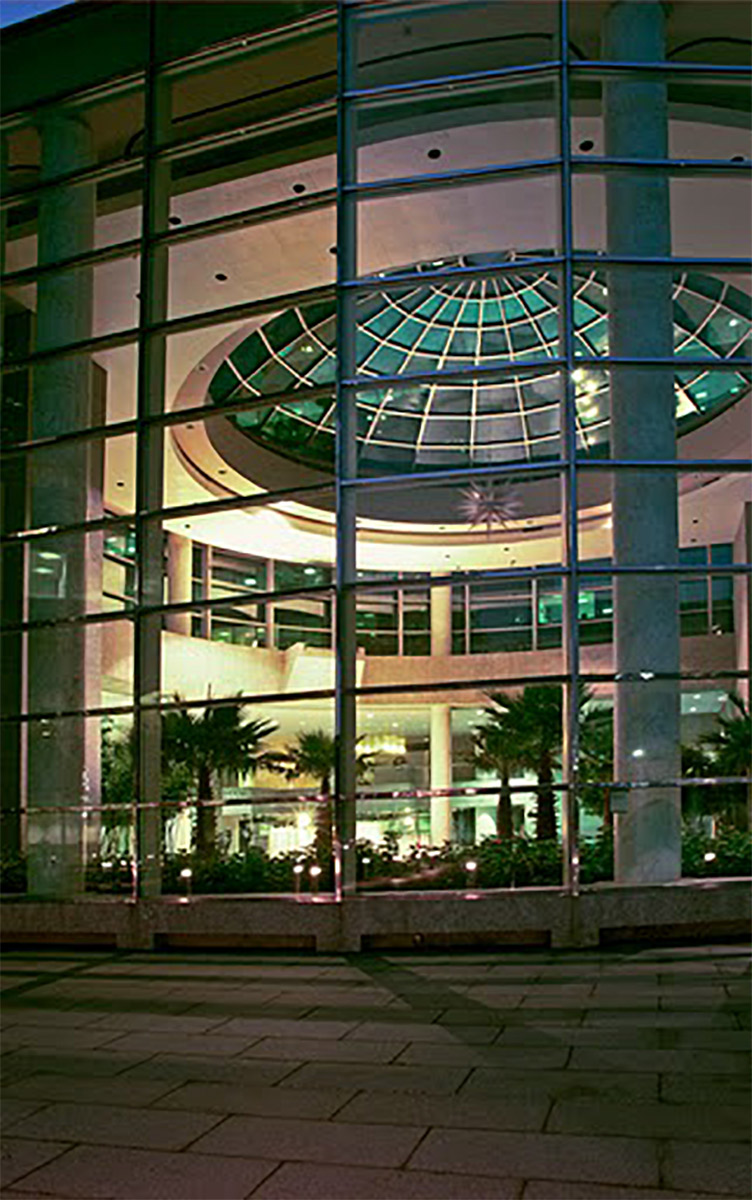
<box><xmin>1</xmin><ymin>880</ymin><xmax>749</xmax><ymax>953</ymax></box>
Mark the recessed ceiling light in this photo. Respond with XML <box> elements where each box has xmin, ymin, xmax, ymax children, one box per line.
<box><xmin>116</xmin><ymin>481</ymin><xmax>124</xmax><ymax>488</ymax></box>
<box><xmin>292</xmin><ymin>182</ymin><xmax>306</xmax><ymax>194</ymax></box>
<box><xmin>168</xmin><ymin>215</ymin><xmax>182</xmax><ymax>226</ymax></box>
<box><xmin>215</xmin><ymin>272</ymin><xmax>228</xmax><ymax>282</ymax></box>
<box><xmin>579</xmin><ymin>139</ymin><xmax>595</xmax><ymax>152</ymax></box>
<box><xmin>427</xmin><ymin>147</ymin><xmax>442</xmax><ymax>160</ymax></box>
<box><xmin>730</xmin><ymin>155</ymin><xmax>745</xmax><ymax>162</ymax></box>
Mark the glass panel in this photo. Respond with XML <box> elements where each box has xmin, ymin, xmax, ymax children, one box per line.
<box><xmin>0</xmin><ymin>524</ymin><xmax>136</xmax><ymax>625</ymax></box>
<box><xmin>2</xmin><ymin>617</ymin><xmax>134</xmax><ymax>715</ymax></box>
<box><xmin>572</xmin><ymin>166</ymin><xmax>752</xmax><ymax>259</ymax></box>
<box><xmin>570</xmin><ymin>362</ymin><xmax>750</xmax><ymax>462</ymax></box>
<box><xmin>160</xmin><ymin>591</ymin><xmax>336</xmax><ymax>701</ymax></box>
<box><xmin>2</xmin><ymin>432</ymin><xmax>137</xmax><ymax>536</ymax></box>
<box><xmin>352</xmin><ymin>265</ymin><xmax>563</xmax><ymax>378</ymax></box>
<box><xmin>2</xmin><ymin>79</ymin><xmax>145</xmax><ymax>198</ymax></box>
<box><xmin>1</xmin><ymin>340</ymin><xmax>138</xmax><ymax>445</ymax></box>
<box><xmin>577</xmin><ymin>469</ymin><xmax>752</xmax><ymax>569</ymax></box>
<box><xmin>161</xmin><ymin>406</ymin><xmax>337</xmax><ymax>513</ymax></box>
<box><xmin>355</xmin><ymin>681</ymin><xmax>566</xmax><ymax>864</ymax></box>
<box><xmin>356</xmin><ymin>469</ymin><xmax>565</xmax><ymax>578</ymax></box>
<box><xmin>352</xmin><ymin>1</ymin><xmax>558</xmax><ymax>91</ymax></box>
<box><xmin>568</xmin><ymin>70</ymin><xmax>752</xmax><ymax>162</ymax></box>
<box><xmin>2</xmin><ymin>253</ymin><xmax>140</xmax><ymax>355</ymax></box>
<box><xmin>169</xmin><ymin>304</ymin><xmax>338</xmax><ymax>418</ymax></box>
<box><xmin>162</xmin><ymin>22</ymin><xmax>335</xmax><ymax>153</ymax></box>
<box><xmin>353</xmin><ymin>71</ymin><xmax>558</xmax><ymax>186</ymax></box>
<box><xmin>356</xmin><ymin>170</ymin><xmax>561</xmax><ymax>278</ymax></box>
<box><xmin>348</xmin><ymin>367</ymin><xmax>564</xmax><ymax>478</ymax></box>
<box><xmin>567</xmin><ymin>7</ymin><xmax>752</xmax><ymax>66</ymax></box>
<box><xmin>166</xmin><ymin>208</ymin><xmax>335</xmax><ymax>321</ymax></box>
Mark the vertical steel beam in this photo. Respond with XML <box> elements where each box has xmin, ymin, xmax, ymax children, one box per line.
<box><xmin>335</xmin><ymin>0</ymin><xmax>359</xmax><ymax>898</ymax></box>
<box><xmin>134</xmin><ymin>4</ymin><xmax>171</xmax><ymax>899</ymax></box>
<box><xmin>558</xmin><ymin>0</ymin><xmax>581</xmax><ymax>893</ymax></box>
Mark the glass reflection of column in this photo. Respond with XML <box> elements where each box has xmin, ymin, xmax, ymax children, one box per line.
<box><xmin>604</xmin><ymin>0</ymin><xmax>681</xmax><ymax>882</ymax></box>
<box><xmin>27</xmin><ymin>110</ymin><xmax>99</xmax><ymax>896</ymax></box>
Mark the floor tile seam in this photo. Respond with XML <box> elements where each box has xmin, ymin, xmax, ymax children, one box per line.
<box><xmin>0</xmin><ymin>1135</ymin><xmax>74</xmax><ymax>1191</ymax></box>
<box><xmin>243</xmin><ymin>1159</ymin><xmax>288</xmax><ymax>1199</ymax></box>
<box><xmin>176</xmin><ymin>1110</ymin><xmax>238</xmax><ymax>1152</ymax></box>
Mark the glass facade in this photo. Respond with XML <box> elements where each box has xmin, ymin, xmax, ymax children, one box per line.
<box><xmin>1</xmin><ymin>0</ymin><xmax>750</xmax><ymax>903</ymax></box>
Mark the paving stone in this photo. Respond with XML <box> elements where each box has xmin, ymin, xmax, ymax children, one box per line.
<box><xmin>333</xmin><ymin>1089</ymin><xmax>548</xmax><ymax>1133</ymax></box>
<box><xmin>88</xmin><ymin>1012</ymin><xmax>226</xmax><ymax>1034</ymax></box>
<box><xmin>190</xmin><ymin>1114</ymin><xmax>426</xmax><ymax>1167</ymax></box>
<box><xmin>251</xmin><ymin>1162</ymin><xmax>522</xmax><ymax>1199</ymax></box>
<box><xmin>407</xmin><ymin>1128</ymin><xmax>660</xmax><ymax>1187</ymax></box>
<box><xmin>663</xmin><ymin>1139</ymin><xmax>752</xmax><ymax>1196</ymax></box>
<box><xmin>661</xmin><ymin>1073</ymin><xmax>751</xmax><ymax>1106</ymax></box>
<box><xmin>1</xmin><ymin>1049</ymin><xmax>148</xmax><ymax>1078</ymax></box>
<box><xmin>213</xmin><ymin>1018</ymin><xmax>357</xmax><ymax>1040</ymax></box>
<box><xmin>6</xmin><ymin>1073</ymin><xmax>180</xmax><ymax>1108</ymax></box>
<box><xmin>156</xmin><ymin>1081</ymin><xmax>355</xmax><ymax>1119</ymax></box>
<box><xmin>5</xmin><ymin>1103</ymin><xmax>222</xmax><ymax>1152</ymax></box>
<box><xmin>496</xmin><ymin>1026</ymin><xmax>664</xmax><ymax>1049</ymax></box>
<box><xmin>0</xmin><ymin>1138</ymin><xmax>70</xmax><ymax>1188</ymax></box>
<box><xmin>242</xmin><ymin>1037</ymin><xmax>406</xmax><ymax>1064</ymax></box>
<box><xmin>522</xmin><ymin>1182</ymin><xmax>727</xmax><ymax>1199</ymax></box>
<box><xmin>395</xmin><ymin>1043</ymin><xmax>570</xmax><ymax>1069</ymax></box>
<box><xmin>0</xmin><ymin>1100</ymin><xmax>47</xmax><ymax>1132</ymax></box>
<box><xmin>121</xmin><ymin>1054</ymin><xmax>299</xmax><ymax>1087</ymax></box>
<box><xmin>343</xmin><ymin>1021</ymin><xmax>496</xmax><ymax>1044</ymax></box>
<box><xmin>569</xmin><ymin>1046</ymin><xmax>749</xmax><ymax>1075</ymax></box>
<box><xmin>99</xmin><ymin>1031</ymin><xmax>260</xmax><ymax>1058</ymax></box>
<box><xmin>583</xmin><ymin>1010</ymin><xmax>737</xmax><ymax>1028</ymax></box>
<box><xmin>11</xmin><ymin>1144</ymin><xmax>277</xmax><ymax>1199</ymax></box>
<box><xmin>0</xmin><ymin>1026</ymin><xmax>123</xmax><ymax>1051</ymax></box>
<box><xmin>278</xmin><ymin>1062</ymin><xmax>470</xmax><ymax>1096</ymax></box>
<box><xmin>548</xmin><ymin>1098</ymin><xmax>750</xmax><ymax>1141</ymax></box>
<box><xmin>460</xmin><ymin>1067</ymin><xmax>659</xmax><ymax>1104</ymax></box>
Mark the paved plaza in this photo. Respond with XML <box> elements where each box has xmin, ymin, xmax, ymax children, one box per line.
<box><xmin>0</xmin><ymin>942</ymin><xmax>749</xmax><ymax>1199</ymax></box>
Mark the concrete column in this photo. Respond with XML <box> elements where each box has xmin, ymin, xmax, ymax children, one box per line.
<box><xmin>164</xmin><ymin>533</ymin><xmax>192</xmax><ymax>635</ymax></box>
<box><xmin>604</xmin><ymin>1</ymin><xmax>681</xmax><ymax>883</ymax></box>
<box><xmin>26</xmin><ymin>110</ymin><xmax>98</xmax><ymax>897</ymax></box>
<box><xmin>430</xmin><ymin>582</ymin><xmax>452</xmax><ymax>657</ymax></box>
<box><xmin>429</xmin><ymin>704</ymin><xmax>452</xmax><ymax>844</ymax></box>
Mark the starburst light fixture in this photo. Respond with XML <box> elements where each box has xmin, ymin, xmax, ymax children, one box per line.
<box><xmin>458</xmin><ymin>480</ymin><xmax>522</xmax><ymax>533</ymax></box>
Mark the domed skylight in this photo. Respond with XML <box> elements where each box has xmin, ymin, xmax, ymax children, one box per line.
<box><xmin>207</xmin><ymin>253</ymin><xmax>750</xmax><ymax>474</ymax></box>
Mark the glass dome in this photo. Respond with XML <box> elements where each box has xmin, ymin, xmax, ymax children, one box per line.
<box><xmin>207</xmin><ymin>253</ymin><xmax>751</xmax><ymax>474</ymax></box>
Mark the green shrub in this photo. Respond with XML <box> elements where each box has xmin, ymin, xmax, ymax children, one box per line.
<box><xmin>0</xmin><ymin>853</ymin><xmax>27</xmax><ymax>894</ymax></box>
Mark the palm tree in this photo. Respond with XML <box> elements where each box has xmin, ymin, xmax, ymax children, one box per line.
<box><xmin>162</xmin><ymin>695</ymin><xmax>278</xmax><ymax>859</ymax></box>
<box><xmin>700</xmin><ymin>694</ymin><xmax>752</xmax><ymax>830</ymax></box>
<box><xmin>482</xmin><ymin>685</ymin><xmax>563</xmax><ymax>841</ymax></box>
<box><xmin>281</xmin><ymin>730</ymin><xmax>373</xmax><ymax>860</ymax></box>
<box><xmin>282</xmin><ymin>730</ymin><xmax>336</xmax><ymax>860</ymax></box>
<box><xmin>579</xmin><ymin>703</ymin><xmax>615</xmax><ymax>830</ymax></box>
<box><xmin>473</xmin><ymin>711</ymin><xmax>520</xmax><ymax>839</ymax></box>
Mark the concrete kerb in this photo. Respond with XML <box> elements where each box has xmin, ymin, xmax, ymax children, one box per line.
<box><xmin>1</xmin><ymin>878</ymin><xmax>749</xmax><ymax>952</ymax></box>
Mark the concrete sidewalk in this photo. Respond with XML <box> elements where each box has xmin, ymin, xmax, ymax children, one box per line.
<box><xmin>1</xmin><ymin>944</ymin><xmax>749</xmax><ymax>1199</ymax></box>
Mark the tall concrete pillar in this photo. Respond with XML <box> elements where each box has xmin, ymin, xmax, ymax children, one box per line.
<box><xmin>604</xmin><ymin>1</ymin><xmax>681</xmax><ymax>882</ymax></box>
<box><xmin>429</xmin><ymin>580</ymin><xmax>453</xmax><ymax>842</ymax></box>
<box><xmin>26</xmin><ymin>111</ymin><xmax>100</xmax><ymax>896</ymax></box>
<box><xmin>164</xmin><ymin>533</ymin><xmax>192</xmax><ymax>635</ymax></box>
<box><xmin>429</xmin><ymin>704</ymin><xmax>452</xmax><ymax>845</ymax></box>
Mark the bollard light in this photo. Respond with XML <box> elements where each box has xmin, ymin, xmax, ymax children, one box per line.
<box><xmin>309</xmin><ymin>865</ymin><xmax>322</xmax><ymax>878</ymax></box>
<box><xmin>465</xmin><ymin>860</ymin><xmax>478</xmax><ymax>873</ymax></box>
<box><xmin>180</xmin><ymin>867</ymin><xmax>193</xmax><ymax>879</ymax></box>
<box><xmin>704</xmin><ymin>851</ymin><xmax>717</xmax><ymax>863</ymax></box>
